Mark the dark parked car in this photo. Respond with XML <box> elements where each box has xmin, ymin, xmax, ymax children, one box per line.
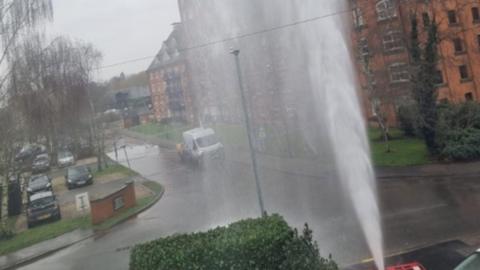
<box><xmin>65</xmin><ymin>165</ymin><xmax>93</xmax><ymax>190</ymax></box>
<box><xmin>27</xmin><ymin>174</ymin><xmax>52</xmax><ymax>195</ymax></box>
<box><xmin>32</xmin><ymin>154</ymin><xmax>51</xmax><ymax>173</ymax></box>
<box><xmin>15</xmin><ymin>144</ymin><xmax>47</xmax><ymax>162</ymax></box>
<box><xmin>26</xmin><ymin>191</ymin><xmax>61</xmax><ymax>228</ymax></box>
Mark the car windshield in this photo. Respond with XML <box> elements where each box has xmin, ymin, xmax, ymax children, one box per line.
<box><xmin>58</xmin><ymin>151</ymin><xmax>72</xmax><ymax>159</ymax></box>
<box><xmin>29</xmin><ymin>176</ymin><xmax>49</xmax><ymax>185</ymax></box>
<box><xmin>69</xmin><ymin>167</ymin><xmax>88</xmax><ymax>177</ymax></box>
<box><xmin>34</xmin><ymin>157</ymin><xmax>48</xmax><ymax>163</ymax></box>
<box><xmin>30</xmin><ymin>196</ymin><xmax>55</xmax><ymax>208</ymax></box>
<box><xmin>18</xmin><ymin>145</ymin><xmax>32</xmax><ymax>154</ymax></box>
<box><xmin>195</xmin><ymin>135</ymin><xmax>218</xmax><ymax>148</ymax></box>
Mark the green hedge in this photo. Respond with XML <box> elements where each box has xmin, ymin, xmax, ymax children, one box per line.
<box><xmin>440</xmin><ymin>128</ymin><xmax>480</xmax><ymax>161</ymax></box>
<box><xmin>436</xmin><ymin>102</ymin><xmax>480</xmax><ymax>161</ymax></box>
<box><xmin>130</xmin><ymin>214</ymin><xmax>337</xmax><ymax>270</ymax></box>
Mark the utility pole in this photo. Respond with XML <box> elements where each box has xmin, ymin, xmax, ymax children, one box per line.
<box><xmin>121</xmin><ymin>145</ymin><xmax>131</xmax><ymax>169</ymax></box>
<box><xmin>231</xmin><ymin>49</ymin><xmax>266</xmax><ymax>217</ymax></box>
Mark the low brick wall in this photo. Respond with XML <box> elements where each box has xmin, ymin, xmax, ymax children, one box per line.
<box><xmin>90</xmin><ymin>181</ymin><xmax>136</xmax><ymax>225</ymax></box>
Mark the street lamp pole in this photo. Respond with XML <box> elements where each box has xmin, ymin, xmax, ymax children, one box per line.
<box><xmin>231</xmin><ymin>49</ymin><xmax>266</xmax><ymax>217</ymax></box>
<box><xmin>122</xmin><ymin>145</ymin><xmax>131</xmax><ymax>169</ymax></box>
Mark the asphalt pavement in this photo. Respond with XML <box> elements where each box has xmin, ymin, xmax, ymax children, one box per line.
<box><xmin>16</xmin><ymin>141</ymin><xmax>480</xmax><ymax>270</ymax></box>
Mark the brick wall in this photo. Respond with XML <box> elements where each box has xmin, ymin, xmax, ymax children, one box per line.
<box><xmin>90</xmin><ymin>181</ymin><xmax>136</xmax><ymax>225</ymax></box>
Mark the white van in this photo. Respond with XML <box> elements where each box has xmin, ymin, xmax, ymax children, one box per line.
<box><xmin>176</xmin><ymin>128</ymin><xmax>225</xmax><ymax>165</ymax></box>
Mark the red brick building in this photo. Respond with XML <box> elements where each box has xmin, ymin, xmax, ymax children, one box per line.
<box><xmin>147</xmin><ymin>23</ymin><xmax>196</xmax><ymax>124</ymax></box>
<box><xmin>351</xmin><ymin>0</ymin><xmax>480</xmax><ymax>126</ymax></box>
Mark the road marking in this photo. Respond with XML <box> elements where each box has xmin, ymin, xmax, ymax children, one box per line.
<box><xmin>361</xmin><ymin>257</ymin><xmax>373</xmax><ymax>263</ymax></box>
<box><xmin>384</xmin><ymin>203</ymin><xmax>448</xmax><ymax>218</ymax></box>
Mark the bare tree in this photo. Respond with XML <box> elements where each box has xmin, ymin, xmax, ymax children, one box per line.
<box><xmin>9</xmin><ymin>36</ymin><xmax>102</xmax><ymax>155</ymax></box>
<box><xmin>0</xmin><ymin>107</ymin><xmax>18</xmax><ymax>235</ymax></box>
<box><xmin>0</xmin><ymin>0</ymin><xmax>52</xmax><ymax>235</ymax></box>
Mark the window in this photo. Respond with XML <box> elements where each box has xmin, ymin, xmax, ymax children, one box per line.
<box><xmin>448</xmin><ymin>10</ymin><xmax>458</xmax><ymax>25</ymax></box>
<box><xmin>453</xmin><ymin>38</ymin><xmax>464</xmax><ymax>53</ymax></box>
<box><xmin>477</xmin><ymin>34</ymin><xmax>480</xmax><ymax>47</ymax></box>
<box><xmin>389</xmin><ymin>63</ymin><xmax>410</xmax><ymax>83</ymax></box>
<box><xmin>465</xmin><ymin>92</ymin><xmax>474</xmax><ymax>101</ymax></box>
<box><xmin>353</xmin><ymin>7</ymin><xmax>365</xmax><ymax>28</ymax></box>
<box><xmin>434</xmin><ymin>70</ymin><xmax>444</xmax><ymax>85</ymax></box>
<box><xmin>113</xmin><ymin>196</ymin><xmax>125</xmax><ymax>211</ymax></box>
<box><xmin>459</xmin><ymin>65</ymin><xmax>469</xmax><ymax>80</ymax></box>
<box><xmin>376</xmin><ymin>0</ymin><xmax>396</xmax><ymax>21</ymax></box>
<box><xmin>422</xmin><ymin>12</ymin><xmax>430</xmax><ymax>27</ymax></box>
<box><xmin>472</xmin><ymin>7</ymin><xmax>480</xmax><ymax>22</ymax></box>
<box><xmin>358</xmin><ymin>38</ymin><xmax>369</xmax><ymax>56</ymax></box>
<box><xmin>383</xmin><ymin>31</ymin><xmax>404</xmax><ymax>52</ymax></box>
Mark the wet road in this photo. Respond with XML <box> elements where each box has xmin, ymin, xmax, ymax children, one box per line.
<box><xmin>19</xmin><ymin>143</ymin><xmax>480</xmax><ymax>269</ymax></box>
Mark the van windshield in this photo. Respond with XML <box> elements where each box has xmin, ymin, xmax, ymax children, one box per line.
<box><xmin>196</xmin><ymin>134</ymin><xmax>219</xmax><ymax>148</ymax></box>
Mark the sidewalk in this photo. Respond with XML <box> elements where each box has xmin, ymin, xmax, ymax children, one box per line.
<box><xmin>376</xmin><ymin>161</ymin><xmax>480</xmax><ymax>179</ymax></box>
<box><xmin>0</xmin><ymin>229</ymin><xmax>94</xmax><ymax>270</ymax></box>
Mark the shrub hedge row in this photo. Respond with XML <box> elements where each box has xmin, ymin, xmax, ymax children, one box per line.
<box><xmin>129</xmin><ymin>214</ymin><xmax>338</xmax><ymax>270</ymax></box>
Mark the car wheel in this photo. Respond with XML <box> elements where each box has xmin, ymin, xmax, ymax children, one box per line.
<box><xmin>67</xmin><ymin>184</ymin><xmax>72</xmax><ymax>190</ymax></box>
<box><xmin>27</xmin><ymin>221</ymin><xmax>34</xmax><ymax>229</ymax></box>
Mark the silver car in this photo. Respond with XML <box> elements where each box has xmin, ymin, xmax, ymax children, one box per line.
<box><xmin>57</xmin><ymin>150</ymin><xmax>75</xmax><ymax>167</ymax></box>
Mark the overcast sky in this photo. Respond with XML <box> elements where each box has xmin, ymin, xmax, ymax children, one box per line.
<box><xmin>47</xmin><ymin>0</ymin><xmax>180</xmax><ymax>81</ymax></box>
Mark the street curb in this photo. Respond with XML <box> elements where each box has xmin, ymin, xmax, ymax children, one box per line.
<box><xmin>0</xmin><ymin>230</ymin><xmax>95</xmax><ymax>270</ymax></box>
<box><xmin>119</xmin><ymin>129</ymin><xmax>176</xmax><ymax>149</ymax></box>
<box><xmin>0</xmin><ymin>182</ymin><xmax>165</xmax><ymax>270</ymax></box>
<box><xmin>377</xmin><ymin>172</ymin><xmax>480</xmax><ymax>180</ymax></box>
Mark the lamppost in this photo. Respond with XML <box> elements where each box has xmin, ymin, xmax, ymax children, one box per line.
<box><xmin>120</xmin><ymin>144</ymin><xmax>131</xmax><ymax>169</ymax></box>
<box><xmin>231</xmin><ymin>49</ymin><xmax>266</xmax><ymax>217</ymax></box>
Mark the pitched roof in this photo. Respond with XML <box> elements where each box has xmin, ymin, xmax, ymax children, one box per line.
<box><xmin>148</xmin><ymin>23</ymin><xmax>185</xmax><ymax>71</ymax></box>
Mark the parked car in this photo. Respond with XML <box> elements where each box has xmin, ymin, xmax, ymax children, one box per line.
<box><xmin>26</xmin><ymin>191</ymin><xmax>61</xmax><ymax>228</ymax></box>
<box><xmin>454</xmin><ymin>249</ymin><xmax>480</xmax><ymax>269</ymax></box>
<box><xmin>27</xmin><ymin>174</ymin><xmax>52</xmax><ymax>195</ymax></box>
<box><xmin>176</xmin><ymin>128</ymin><xmax>225</xmax><ymax>166</ymax></box>
<box><xmin>15</xmin><ymin>144</ymin><xmax>47</xmax><ymax>162</ymax></box>
<box><xmin>57</xmin><ymin>150</ymin><xmax>75</xmax><ymax>167</ymax></box>
<box><xmin>32</xmin><ymin>153</ymin><xmax>51</xmax><ymax>173</ymax></box>
<box><xmin>65</xmin><ymin>165</ymin><xmax>93</xmax><ymax>190</ymax></box>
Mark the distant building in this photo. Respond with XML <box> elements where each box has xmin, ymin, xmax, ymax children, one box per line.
<box><xmin>147</xmin><ymin>23</ymin><xmax>195</xmax><ymax>124</ymax></box>
<box><xmin>351</xmin><ymin>0</ymin><xmax>480</xmax><ymax>126</ymax></box>
<box><xmin>108</xmin><ymin>86</ymin><xmax>154</xmax><ymax>128</ymax></box>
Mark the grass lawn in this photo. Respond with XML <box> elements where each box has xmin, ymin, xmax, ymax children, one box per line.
<box><xmin>0</xmin><ymin>216</ymin><xmax>91</xmax><ymax>256</ymax></box>
<box><xmin>142</xmin><ymin>180</ymin><xmax>164</xmax><ymax>194</ymax></box>
<box><xmin>212</xmin><ymin>124</ymin><xmax>314</xmax><ymax>158</ymax></box>
<box><xmin>93</xmin><ymin>164</ymin><xmax>138</xmax><ymax>178</ymax></box>
<box><xmin>130</xmin><ymin>123</ymin><xmax>192</xmax><ymax>143</ymax></box>
<box><xmin>369</xmin><ymin>128</ymin><xmax>431</xmax><ymax>167</ymax></box>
